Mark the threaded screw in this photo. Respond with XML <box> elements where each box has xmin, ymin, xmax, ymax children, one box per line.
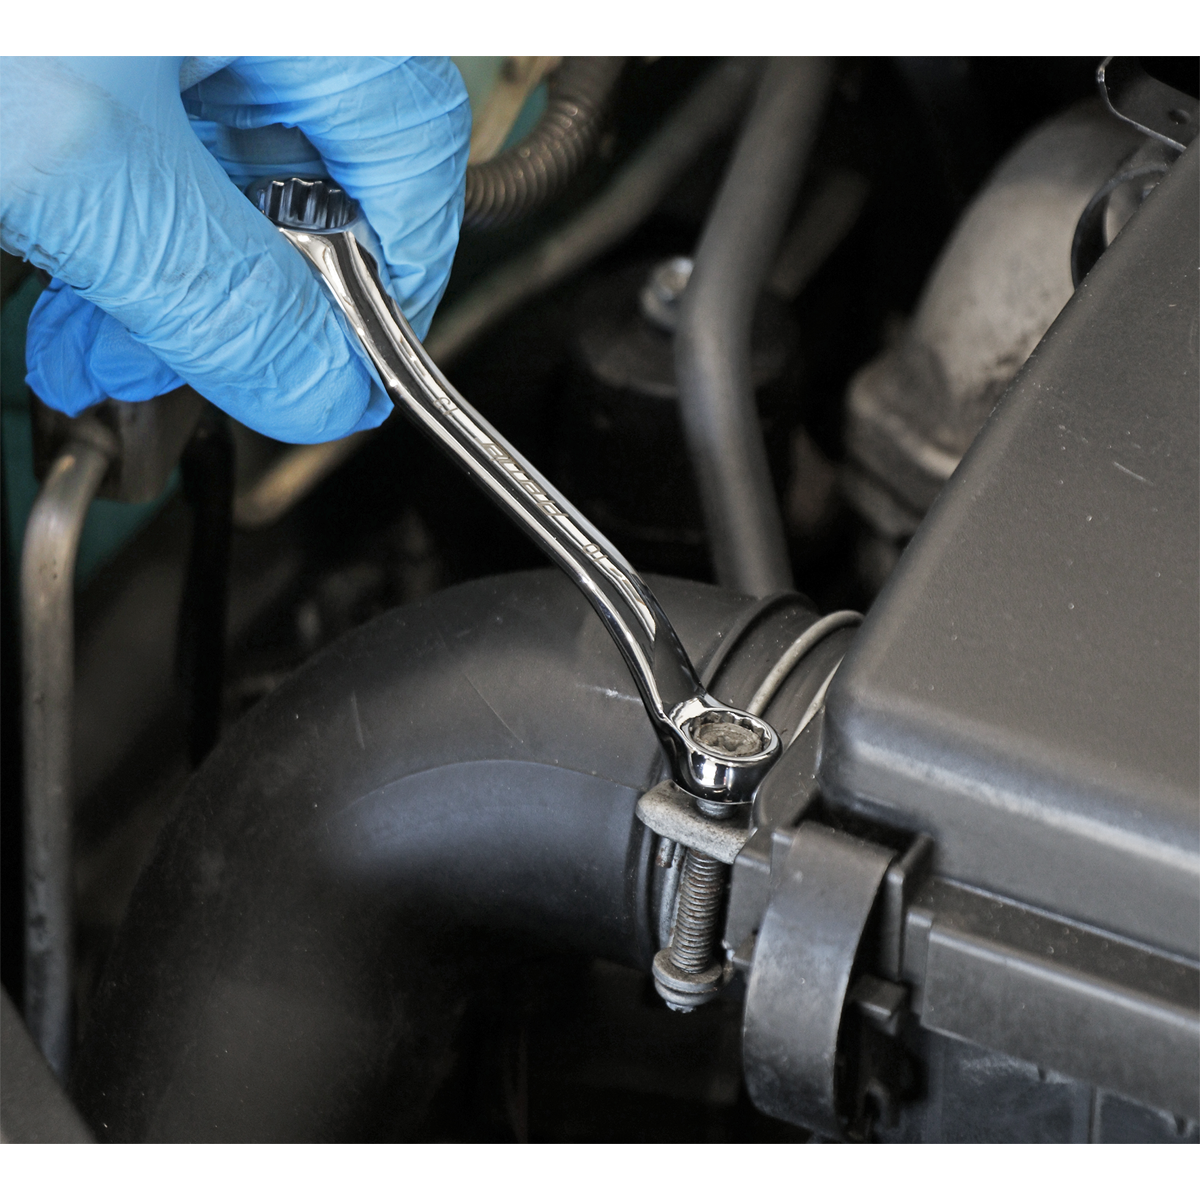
<box><xmin>668</xmin><ymin>851</ymin><xmax>727</xmax><ymax>973</ymax></box>
<box><xmin>651</xmin><ymin>717</ymin><xmax>760</xmax><ymax>1011</ymax></box>
<box><xmin>652</xmin><ymin>796</ymin><xmax>739</xmax><ymax>1011</ymax></box>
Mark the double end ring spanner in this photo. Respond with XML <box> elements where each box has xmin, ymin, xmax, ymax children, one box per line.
<box><xmin>249</xmin><ymin>176</ymin><xmax>780</xmax><ymax>805</ymax></box>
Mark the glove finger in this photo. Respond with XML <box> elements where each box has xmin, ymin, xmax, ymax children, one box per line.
<box><xmin>188</xmin><ymin>119</ymin><xmax>327</xmax><ymax>189</ymax></box>
<box><xmin>186</xmin><ymin>57</ymin><xmax>471</xmax><ymax>339</ymax></box>
<box><xmin>3</xmin><ymin>57</ymin><xmax>389</xmax><ymax>443</ymax></box>
<box><xmin>26</xmin><ymin>279</ymin><xmax>185</xmax><ymax>412</ymax></box>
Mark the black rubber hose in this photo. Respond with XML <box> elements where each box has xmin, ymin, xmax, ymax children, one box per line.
<box><xmin>70</xmin><ymin>571</ymin><xmax>825</xmax><ymax>1140</ymax></box>
<box><xmin>675</xmin><ymin>57</ymin><xmax>832</xmax><ymax>596</ymax></box>
<box><xmin>70</xmin><ymin>569</ymin><xmax>851</xmax><ymax>1141</ymax></box>
<box><xmin>463</xmin><ymin>57</ymin><xmax>626</xmax><ymax>232</ymax></box>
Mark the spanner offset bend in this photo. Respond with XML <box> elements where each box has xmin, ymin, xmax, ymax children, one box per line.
<box><xmin>250</xmin><ymin>176</ymin><xmax>780</xmax><ymax>804</ymax></box>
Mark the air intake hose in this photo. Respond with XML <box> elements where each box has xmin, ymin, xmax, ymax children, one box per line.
<box><xmin>72</xmin><ymin>570</ymin><xmax>844</xmax><ymax>1140</ymax></box>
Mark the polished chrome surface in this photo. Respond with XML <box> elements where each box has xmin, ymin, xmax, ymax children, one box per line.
<box><xmin>253</xmin><ymin>176</ymin><xmax>780</xmax><ymax>802</ymax></box>
<box><xmin>233</xmin><ymin>61</ymin><xmax>759</xmax><ymax>532</ymax></box>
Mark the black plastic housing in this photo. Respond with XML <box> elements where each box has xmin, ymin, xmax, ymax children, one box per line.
<box><xmin>821</xmin><ymin>140</ymin><xmax>1199</xmax><ymax>958</ymax></box>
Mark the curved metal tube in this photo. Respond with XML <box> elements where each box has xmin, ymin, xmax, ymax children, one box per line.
<box><xmin>249</xmin><ymin>176</ymin><xmax>780</xmax><ymax>804</ymax></box>
<box><xmin>21</xmin><ymin>430</ymin><xmax>116</xmax><ymax>1079</ymax></box>
<box><xmin>675</xmin><ymin>57</ymin><xmax>832</xmax><ymax>596</ymax></box>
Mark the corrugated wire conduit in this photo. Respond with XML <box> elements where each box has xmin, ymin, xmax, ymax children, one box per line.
<box><xmin>463</xmin><ymin>57</ymin><xmax>627</xmax><ymax>231</ymax></box>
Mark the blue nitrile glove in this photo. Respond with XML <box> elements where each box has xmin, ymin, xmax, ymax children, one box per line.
<box><xmin>1</xmin><ymin>57</ymin><xmax>470</xmax><ymax>444</ymax></box>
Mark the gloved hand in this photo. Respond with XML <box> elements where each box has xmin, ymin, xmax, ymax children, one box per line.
<box><xmin>0</xmin><ymin>57</ymin><xmax>470</xmax><ymax>444</ymax></box>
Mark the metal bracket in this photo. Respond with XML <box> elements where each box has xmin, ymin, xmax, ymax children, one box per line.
<box><xmin>636</xmin><ymin>779</ymin><xmax>750</xmax><ymax>865</ymax></box>
<box><xmin>1098</xmin><ymin>57</ymin><xmax>1198</xmax><ymax>155</ymax></box>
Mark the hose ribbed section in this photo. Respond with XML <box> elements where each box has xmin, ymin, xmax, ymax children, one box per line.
<box><xmin>668</xmin><ymin>851</ymin><xmax>727</xmax><ymax>973</ymax></box>
<box><xmin>463</xmin><ymin>57</ymin><xmax>626</xmax><ymax>232</ymax></box>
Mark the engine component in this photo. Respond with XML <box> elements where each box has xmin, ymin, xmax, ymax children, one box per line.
<box><xmin>70</xmin><ymin>572</ymin><xmax>833</xmax><ymax>1139</ymax></box>
<box><xmin>827</xmin><ymin>137</ymin><xmax>1199</xmax><ymax>958</ymax></box>
<box><xmin>555</xmin><ymin>258</ymin><xmax>795</xmax><ymax>579</ymax></box>
<box><xmin>842</xmin><ymin>101</ymin><xmax>1146</xmax><ymax>557</ymax></box>
<box><xmin>19</xmin><ymin>392</ymin><xmax>231</xmax><ymax>1079</ymax></box>
<box><xmin>731</xmin><ymin>777</ymin><xmax>1198</xmax><ymax>1137</ymax></box>
<box><xmin>463</xmin><ymin>57</ymin><xmax>626</xmax><ymax>232</ymax></box>
<box><xmin>676</xmin><ymin>57</ymin><xmax>831</xmax><ymax>597</ymax></box>
<box><xmin>248</xmin><ymin>175</ymin><xmax>779</xmax><ymax>808</ymax></box>
<box><xmin>811</xmin><ymin>136</ymin><xmax>1200</xmax><ymax>1126</ymax></box>
<box><xmin>742</xmin><ymin>821</ymin><xmax>895</xmax><ymax>1137</ymax></box>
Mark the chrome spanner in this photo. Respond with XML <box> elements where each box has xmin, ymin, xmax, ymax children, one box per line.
<box><xmin>250</xmin><ymin>176</ymin><xmax>780</xmax><ymax>805</ymax></box>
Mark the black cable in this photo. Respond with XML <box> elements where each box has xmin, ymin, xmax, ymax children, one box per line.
<box><xmin>463</xmin><ymin>58</ymin><xmax>627</xmax><ymax>232</ymax></box>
